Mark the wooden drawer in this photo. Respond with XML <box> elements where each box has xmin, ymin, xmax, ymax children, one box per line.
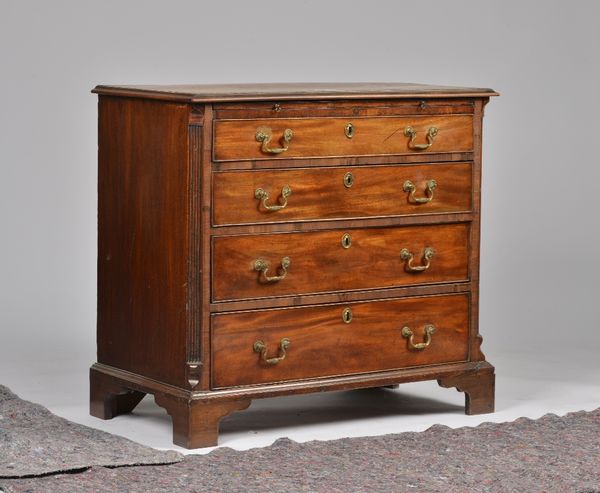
<box><xmin>213</xmin><ymin>99</ymin><xmax>476</xmax><ymax>119</ymax></box>
<box><xmin>212</xmin><ymin>293</ymin><xmax>470</xmax><ymax>388</ymax></box>
<box><xmin>212</xmin><ymin>223</ymin><xmax>469</xmax><ymax>302</ymax></box>
<box><xmin>213</xmin><ymin>162</ymin><xmax>472</xmax><ymax>226</ymax></box>
<box><xmin>213</xmin><ymin>115</ymin><xmax>473</xmax><ymax>162</ymax></box>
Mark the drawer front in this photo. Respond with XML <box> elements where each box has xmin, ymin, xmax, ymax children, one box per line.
<box><xmin>213</xmin><ymin>99</ymin><xmax>476</xmax><ymax>119</ymax></box>
<box><xmin>212</xmin><ymin>293</ymin><xmax>470</xmax><ymax>388</ymax></box>
<box><xmin>213</xmin><ymin>163</ymin><xmax>472</xmax><ymax>226</ymax></box>
<box><xmin>213</xmin><ymin>115</ymin><xmax>473</xmax><ymax>162</ymax></box>
<box><xmin>212</xmin><ymin>223</ymin><xmax>469</xmax><ymax>302</ymax></box>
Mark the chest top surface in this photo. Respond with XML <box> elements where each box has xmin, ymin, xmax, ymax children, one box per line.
<box><xmin>92</xmin><ymin>82</ymin><xmax>498</xmax><ymax>103</ymax></box>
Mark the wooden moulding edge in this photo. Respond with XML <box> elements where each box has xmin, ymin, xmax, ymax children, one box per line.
<box><xmin>90</xmin><ymin>361</ymin><xmax>494</xmax><ymax>402</ymax></box>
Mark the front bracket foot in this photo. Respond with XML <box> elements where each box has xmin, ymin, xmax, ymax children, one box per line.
<box><xmin>154</xmin><ymin>394</ymin><xmax>251</xmax><ymax>449</ymax></box>
<box><xmin>90</xmin><ymin>366</ymin><xmax>146</xmax><ymax>419</ymax></box>
<box><xmin>438</xmin><ymin>365</ymin><xmax>495</xmax><ymax>415</ymax></box>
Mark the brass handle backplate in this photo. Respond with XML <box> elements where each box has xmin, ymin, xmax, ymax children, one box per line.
<box><xmin>404</xmin><ymin>126</ymin><xmax>438</xmax><ymax>150</ymax></box>
<box><xmin>254</xmin><ymin>256</ymin><xmax>291</xmax><ymax>283</ymax></box>
<box><xmin>403</xmin><ymin>179</ymin><xmax>437</xmax><ymax>204</ymax></box>
<box><xmin>401</xmin><ymin>325</ymin><xmax>436</xmax><ymax>350</ymax></box>
<box><xmin>400</xmin><ymin>247</ymin><xmax>435</xmax><ymax>272</ymax></box>
<box><xmin>255</xmin><ymin>185</ymin><xmax>292</xmax><ymax>211</ymax></box>
<box><xmin>255</xmin><ymin>126</ymin><xmax>293</xmax><ymax>154</ymax></box>
<box><xmin>253</xmin><ymin>338</ymin><xmax>291</xmax><ymax>365</ymax></box>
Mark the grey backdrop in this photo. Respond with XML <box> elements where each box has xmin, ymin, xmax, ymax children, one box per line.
<box><xmin>1</xmin><ymin>1</ymin><xmax>599</xmax><ymax>377</ymax></box>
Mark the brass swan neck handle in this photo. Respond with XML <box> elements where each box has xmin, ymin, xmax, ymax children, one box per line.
<box><xmin>254</xmin><ymin>256</ymin><xmax>291</xmax><ymax>283</ymax></box>
<box><xmin>404</xmin><ymin>126</ymin><xmax>438</xmax><ymax>150</ymax></box>
<box><xmin>253</xmin><ymin>338</ymin><xmax>291</xmax><ymax>365</ymax></box>
<box><xmin>256</xmin><ymin>127</ymin><xmax>293</xmax><ymax>154</ymax></box>
<box><xmin>400</xmin><ymin>247</ymin><xmax>435</xmax><ymax>272</ymax></box>
<box><xmin>403</xmin><ymin>179</ymin><xmax>437</xmax><ymax>204</ymax></box>
<box><xmin>255</xmin><ymin>185</ymin><xmax>292</xmax><ymax>211</ymax></box>
<box><xmin>401</xmin><ymin>325</ymin><xmax>436</xmax><ymax>350</ymax></box>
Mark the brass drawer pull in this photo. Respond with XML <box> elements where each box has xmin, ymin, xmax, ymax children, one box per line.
<box><xmin>401</xmin><ymin>325</ymin><xmax>436</xmax><ymax>350</ymax></box>
<box><xmin>253</xmin><ymin>338</ymin><xmax>291</xmax><ymax>365</ymax></box>
<box><xmin>403</xmin><ymin>179</ymin><xmax>437</xmax><ymax>204</ymax></box>
<box><xmin>254</xmin><ymin>256</ymin><xmax>291</xmax><ymax>283</ymax></box>
<box><xmin>400</xmin><ymin>247</ymin><xmax>435</xmax><ymax>272</ymax></box>
<box><xmin>404</xmin><ymin>126</ymin><xmax>438</xmax><ymax>150</ymax></box>
<box><xmin>255</xmin><ymin>126</ymin><xmax>293</xmax><ymax>154</ymax></box>
<box><xmin>255</xmin><ymin>185</ymin><xmax>292</xmax><ymax>211</ymax></box>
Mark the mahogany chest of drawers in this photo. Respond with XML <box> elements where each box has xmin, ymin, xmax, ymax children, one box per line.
<box><xmin>90</xmin><ymin>83</ymin><xmax>498</xmax><ymax>448</ymax></box>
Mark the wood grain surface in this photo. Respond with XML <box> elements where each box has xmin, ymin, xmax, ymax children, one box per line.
<box><xmin>212</xmin><ymin>293</ymin><xmax>469</xmax><ymax>388</ymax></box>
<box><xmin>213</xmin><ymin>115</ymin><xmax>473</xmax><ymax>161</ymax></box>
<box><xmin>212</xmin><ymin>223</ymin><xmax>470</xmax><ymax>301</ymax></box>
<box><xmin>212</xmin><ymin>99</ymin><xmax>476</xmax><ymax>119</ymax></box>
<box><xmin>96</xmin><ymin>96</ymin><xmax>190</xmax><ymax>387</ymax></box>
<box><xmin>213</xmin><ymin>162</ymin><xmax>472</xmax><ymax>225</ymax></box>
<box><xmin>92</xmin><ymin>82</ymin><xmax>498</xmax><ymax>103</ymax></box>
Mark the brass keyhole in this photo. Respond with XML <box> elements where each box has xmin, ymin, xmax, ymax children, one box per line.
<box><xmin>343</xmin><ymin>172</ymin><xmax>354</xmax><ymax>188</ymax></box>
<box><xmin>342</xmin><ymin>307</ymin><xmax>353</xmax><ymax>324</ymax></box>
<box><xmin>341</xmin><ymin>233</ymin><xmax>352</xmax><ymax>249</ymax></box>
<box><xmin>344</xmin><ymin>122</ymin><xmax>355</xmax><ymax>139</ymax></box>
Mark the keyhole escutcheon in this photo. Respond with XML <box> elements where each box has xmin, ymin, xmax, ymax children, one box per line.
<box><xmin>343</xmin><ymin>172</ymin><xmax>354</xmax><ymax>188</ymax></box>
<box><xmin>341</xmin><ymin>233</ymin><xmax>352</xmax><ymax>249</ymax></box>
<box><xmin>344</xmin><ymin>122</ymin><xmax>355</xmax><ymax>139</ymax></box>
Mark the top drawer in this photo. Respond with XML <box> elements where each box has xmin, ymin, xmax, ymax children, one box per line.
<box><xmin>213</xmin><ymin>115</ymin><xmax>473</xmax><ymax>162</ymax></box>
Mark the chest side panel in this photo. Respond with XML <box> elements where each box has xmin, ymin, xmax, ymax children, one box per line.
<box><xmin>97</xmin><ymin>96</ymin><xmax>191</xmax><ymax>387</ymax></box>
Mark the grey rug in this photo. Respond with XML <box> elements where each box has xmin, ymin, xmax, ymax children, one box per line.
<box><xmin>0</xmin><ymin>385</ymin><xmax>182</xmax><ymax>478</ymax></box>
<box><xmin>1</xmin><ymin>404</ymin><xmax>599</xmax><ymax>493</ymax></box>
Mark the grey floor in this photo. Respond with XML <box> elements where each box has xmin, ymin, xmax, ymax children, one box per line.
<box><xmin>2</xmin><ymin>347</ymin><xmax>599</xmax><ymax>455</ymax></box>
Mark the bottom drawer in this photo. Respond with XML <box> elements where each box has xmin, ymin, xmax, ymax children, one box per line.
<box><xmin>211</xmin><ymin>293</ymin><xmax>469</xmax><ymax>388</ymax></box>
